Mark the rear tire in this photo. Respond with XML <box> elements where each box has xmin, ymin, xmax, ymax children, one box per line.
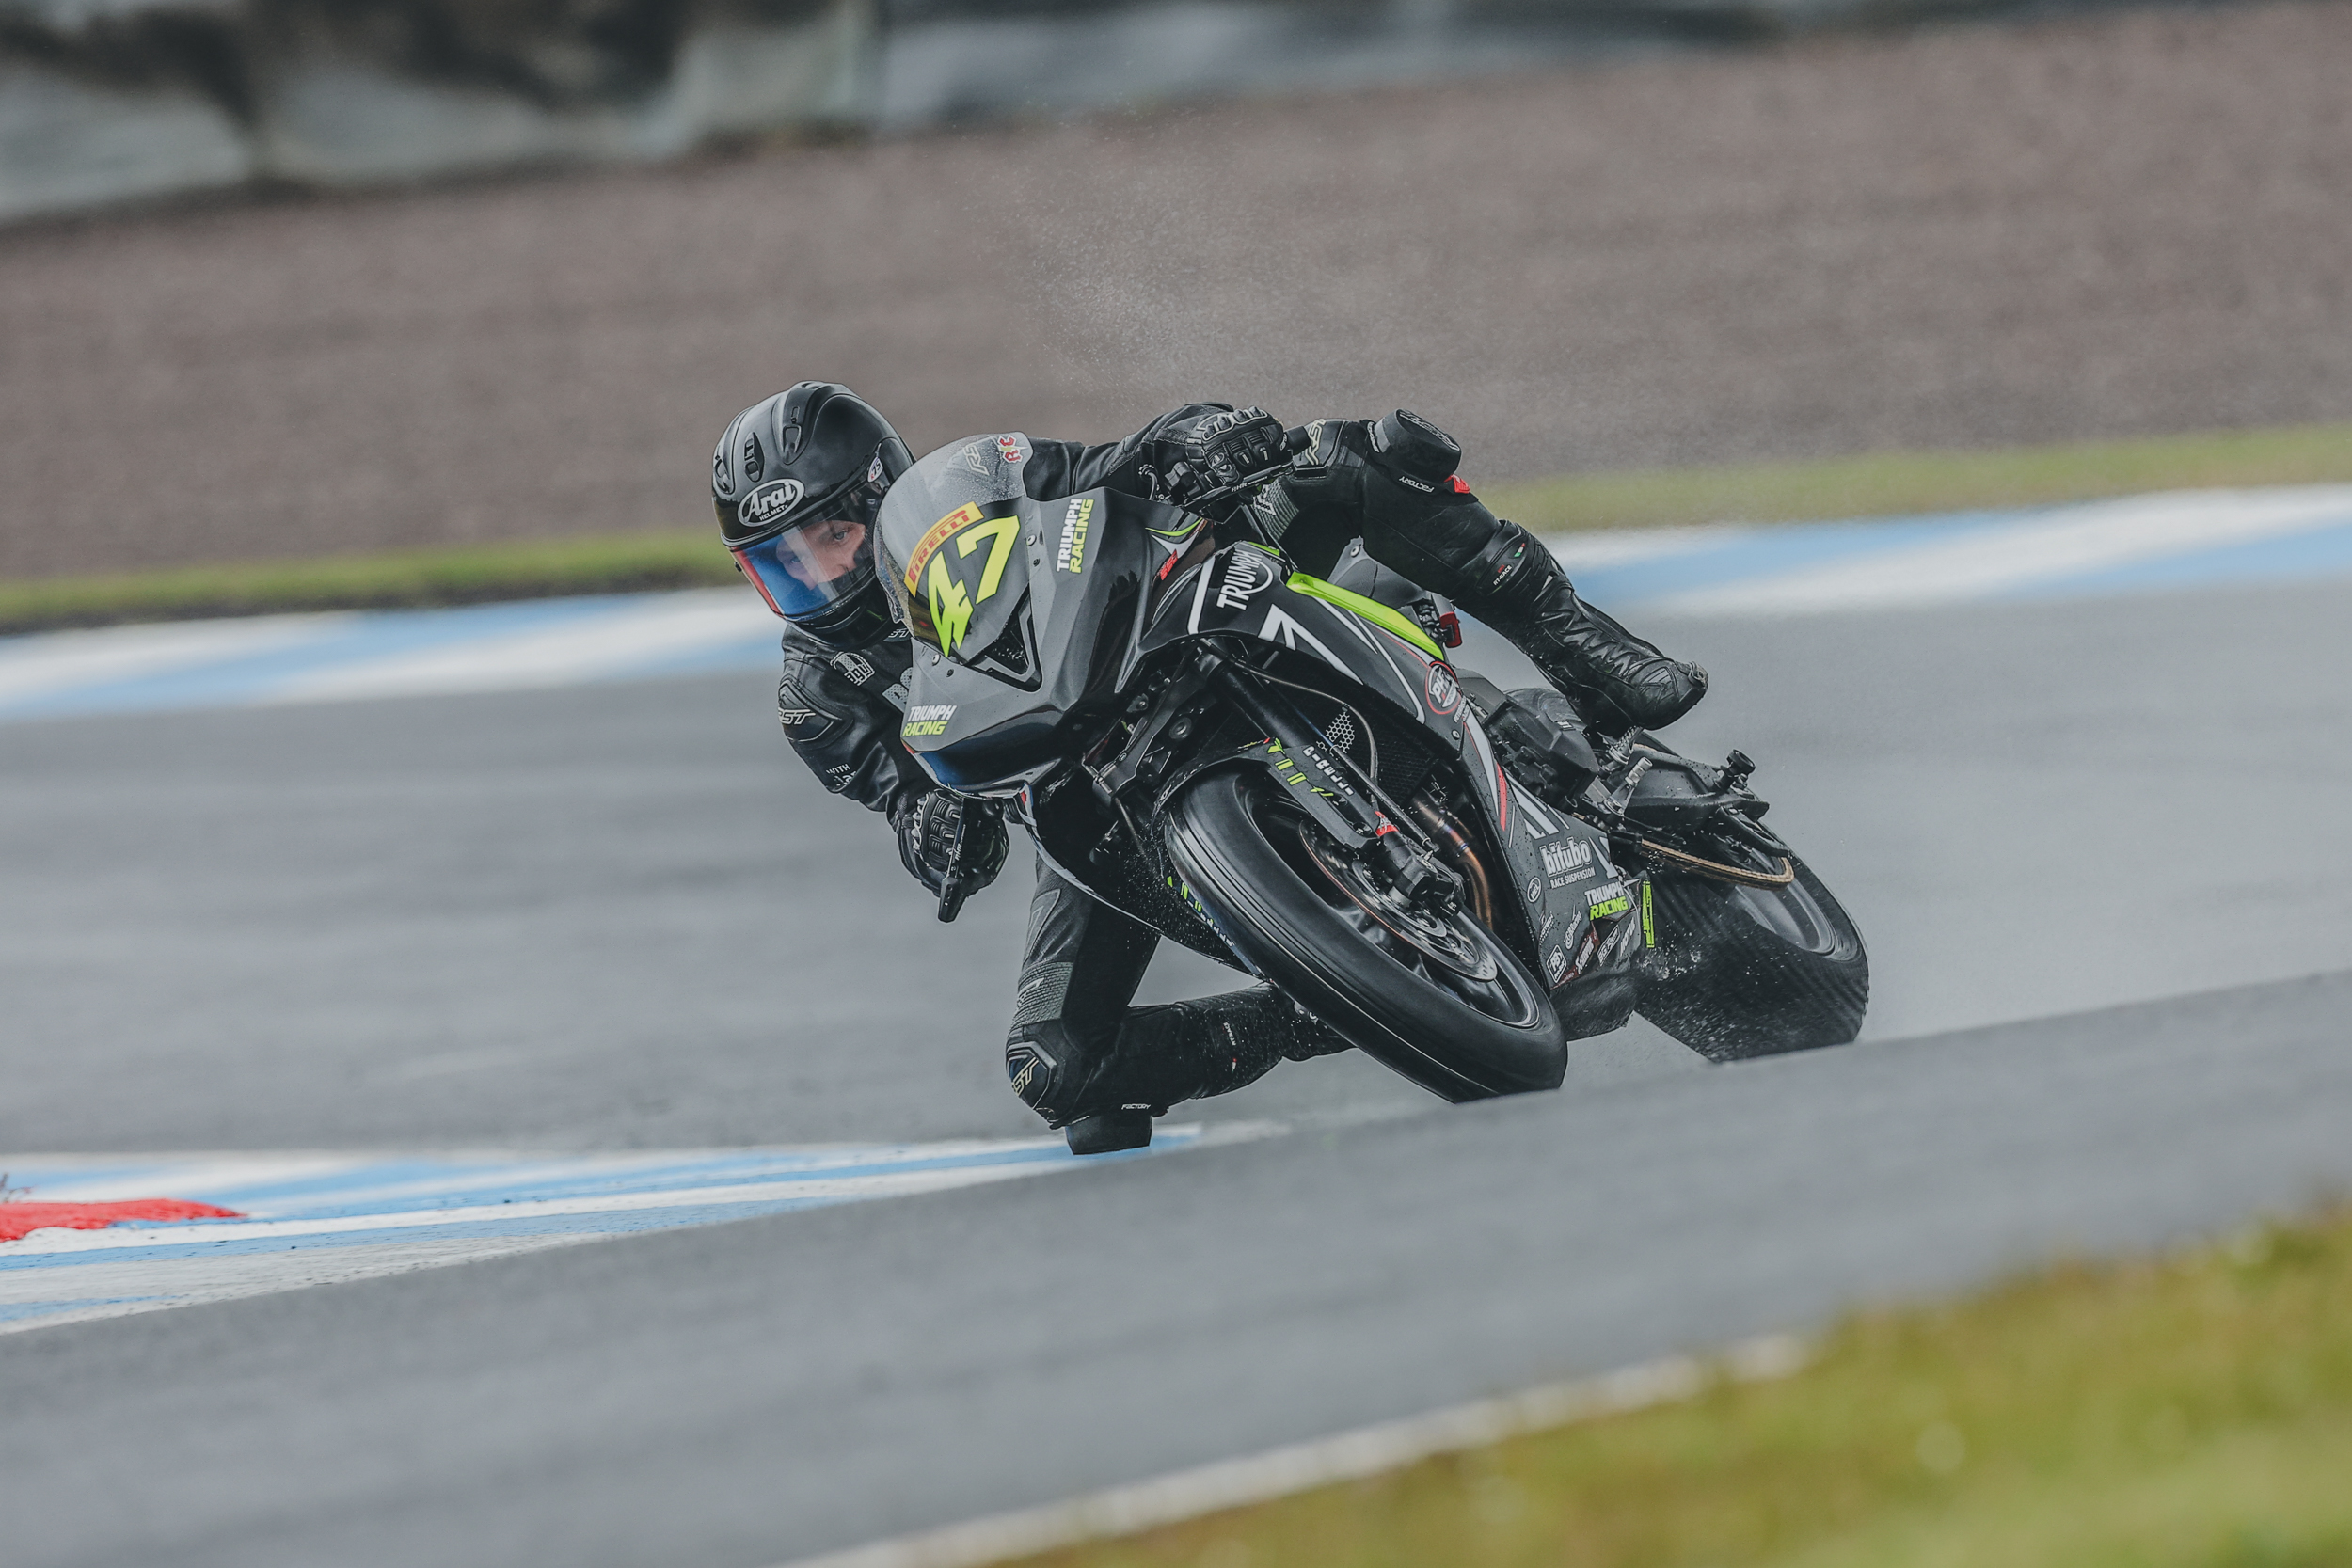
<box><xmin>1164</xmin><ymin>768</ymin><xmax>1565</xmax><ymax>1101</ymax></box>
<box><xmin>1633</xmin><ymin>854</ymin><xmax>1868</xmax><ymax>1061</ymax></box>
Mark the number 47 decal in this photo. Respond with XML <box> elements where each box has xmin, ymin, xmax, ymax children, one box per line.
<box><xmin>912</xmin><ymin>505</ymin><xmax>1021</xmax><ymax>654</ymax></box>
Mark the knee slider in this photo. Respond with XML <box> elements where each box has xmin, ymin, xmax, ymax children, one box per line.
<box><xmin>1005</xmin><ymin>1024</ymin><xmax>1075</xmax><ymax>1120</ymax></box>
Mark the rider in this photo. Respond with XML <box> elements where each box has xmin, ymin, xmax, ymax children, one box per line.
<box><xmin>712</xmin><ymin>382</ymin><xmax>1708</xmax><ymax>1153</ymax></box>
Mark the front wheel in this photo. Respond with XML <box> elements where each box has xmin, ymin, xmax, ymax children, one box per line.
<box><xmin>1163</xmin><ymin>768</ymin><xmax>1565</xmax><ymax>1101</ymax></box>
<box><xmin>1633</xmin><ymin>853</ymin><xmax>1868</xmax><ymax>1061</ymax></box>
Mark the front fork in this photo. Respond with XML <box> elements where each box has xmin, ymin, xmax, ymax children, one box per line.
<box><xmin>1190</xmin><ymin>649</ymin><xmax>1459</xmax><ymax>909</ymax></box>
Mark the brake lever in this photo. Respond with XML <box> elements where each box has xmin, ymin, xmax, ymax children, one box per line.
<box><xmin>935</xmin><ymin>808</ymin><xmax>971</xmax><ymax>923</ymax></box>
<box><xmin>1169</xmin><ymin>427</ymin><xmax>1314</xmax><ymax>521</ymax></box>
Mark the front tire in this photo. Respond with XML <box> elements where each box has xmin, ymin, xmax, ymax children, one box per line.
<box><xmin>1163</xmin><ymin>768</ymin><xmax>1565</xmax><ymax>1101</ymax></box>
<box><xmin>1633</xmin><ymin>854</ymin><xmax>1868</xmax><ymax>1060</ymax></box>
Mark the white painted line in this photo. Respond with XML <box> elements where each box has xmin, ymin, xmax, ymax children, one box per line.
<box><xmin>0</xmin><ymin>613</ymin><xmax>352</xmax><ymax>705</ymax></box>
<box><xmin>9</xmin><ymin>1164</ymin><xmax>1074</xmax><ymax>1258</ymax></box>
<box><xmin>770</xmin><ymin>1333</ymin><xmax>1810</xmax><ymax>1568</ymax></box>
<box><xmin>1653</xmin><ymin>486</ymin><xmax>2352</xmax><ymax>615</ymax></box>
<box><xmin>1542</xmin><ymin>522</ymin><xmax>1765</xmax><ymax>571</ymax></box>
<box><xmin>258</xmin><ymin>590</ymin><xmax>771</xmax><ymax>702</ymax></box>
<box><xmin>0</xmin><ymin>1129</ymin><xmax>1283</xmax><ymax>1335</ymax></box>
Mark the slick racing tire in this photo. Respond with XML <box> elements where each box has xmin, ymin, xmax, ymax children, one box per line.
<box><xmin>1633</xmin><ymin>853</ymin><xmax>1868</xmax><ymax>1061</ymax></box>
<box><xmin>1164</xmin><ymin>768</ymin><xmax>1565</xmax><ymax>1101</ymax></box>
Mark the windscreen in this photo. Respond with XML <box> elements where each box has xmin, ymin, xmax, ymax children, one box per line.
<box><xmin>876</xmin><ymin>433</ymin><xmax>1035</xmax><ymax>652</ymax></box>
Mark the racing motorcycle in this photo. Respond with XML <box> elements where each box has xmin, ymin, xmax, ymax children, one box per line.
<box><xmin>881</xmin><ymin>418</ymin><xmax>1867</xmax><ymax>1115</ymax></box>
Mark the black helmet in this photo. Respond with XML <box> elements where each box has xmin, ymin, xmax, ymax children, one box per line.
<box><xmin>712</xmin><ymin>382</ymin><xmax>913</xmax><ymax>649</ymax></box>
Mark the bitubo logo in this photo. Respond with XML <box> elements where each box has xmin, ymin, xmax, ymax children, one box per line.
<box><xmin>1425</xmin><ymin>662</ymin><xmax>1461</xmax><ymax>716</ymax></box>
<box><xmin>1542</xmin><ymin>838</ymin><xmax>1595</xmax><ymax>879</ymax></box>
<box><xmin>1057</xmin><ymin>497</ymin><xmax>1094</xmax><ymax>573</ymax></box>
<box><xmin>1216</xmin><ymin>549</ymin><xmax>1279</xmax><ymax>610</ymax></box>
<box><xmin>901</xmin><ymin>703</ymin><xmax>955</xmax><ymax>738</ymax></box>
<box><xmin>737</xmin><ymin>478</ymin><xmax>803</xmax><ymax>530</ymax></box>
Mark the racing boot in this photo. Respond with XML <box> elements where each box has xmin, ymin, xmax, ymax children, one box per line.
<box><xmin>1022</xmin><ymin>986</ymin><xmax>1350</xmax><ymax>1156</ymax></box>
<box><xmin>1451</xmin><ymin>517</ymin><xmax>1708</xmax><ymax>734</ymax></box>
<box><xmin>1279</xmin><ymin>415</ymin><xmax>1706</xmax><ymax>733</ymax></box>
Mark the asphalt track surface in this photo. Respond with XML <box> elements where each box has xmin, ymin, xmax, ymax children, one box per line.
<box><xmin>5</xmin><ymin>578</ymin><xmax>2352</xmax><ymax>1565</ymax></box>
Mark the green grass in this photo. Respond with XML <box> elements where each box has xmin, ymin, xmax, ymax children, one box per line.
<box><xmin>1008</xmin><ymin>1209</ymin><xmax>2352</xmax><ymax>1568</ymax></box>
<box><xmin>6</xmin><ymin>420</ymin><xmax>2349</xmax><ymax>633</ymax></box>
<box><xmin>1485</xmin><ymin>420</ymin><xmax>2352</xmax><ymax>534</ymax></box>
<box><xmin>0</xmin><ymin>531</ymin><xmax>734</xmax><ymax>636</ymax></box>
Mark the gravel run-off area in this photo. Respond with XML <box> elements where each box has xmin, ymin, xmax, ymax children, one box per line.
<box><xmin>3</xmin><ymin>0</ymin><xmax>2349</xmax><ymax>579</ymax></box>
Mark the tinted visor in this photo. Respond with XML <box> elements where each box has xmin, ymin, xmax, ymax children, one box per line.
<box><xmin>730</xmin><ymin>475</ymin><xmax>886</xmax><ymax>622</ymax></box>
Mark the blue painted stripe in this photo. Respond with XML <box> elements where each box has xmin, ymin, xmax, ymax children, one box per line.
<box><xmin>1557</xmin><ymin>513</ymin><xmax>2024</xmax><ymax>608</ymax></box>
<box><xmin>0</xmin><ymin>596</ymin><xmax>650</xmax><ymax>719</ymax></box>
<box><xmin>1998</xmin><ymin>518</ymin><xmax>2352</xmax><ymax>600</ymax></box>
<box><xmin>0</xmin><ymin>1164</ymin><xmax>1167</xmax><ymax>1272</ymax></box>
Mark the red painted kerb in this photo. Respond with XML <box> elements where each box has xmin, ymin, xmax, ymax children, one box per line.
<box><xmin>0</xmin><ymin>1199</ymin><xmax>243</xmax><ymax>1244</ymax></box>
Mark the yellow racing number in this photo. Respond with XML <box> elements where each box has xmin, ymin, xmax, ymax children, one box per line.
<box><xmin>924</xmin><ymin>513</ymin><xmax>1020</xmax><ymax>654</ymax></box>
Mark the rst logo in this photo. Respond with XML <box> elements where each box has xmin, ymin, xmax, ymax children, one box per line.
<box><xmin>736</xmin><ymin>477</ymin><xmax>803</xmax><ymax>530</ymax></box>
<box><xmin>1424</xmin><ymin>662</ymin><xmax>1461</xmax><ymax>716</ymax></box>
<box><xmin>1057</xmin><ymin>497</ymin><xmax>1094</xmax><ymax>573</ymax></box>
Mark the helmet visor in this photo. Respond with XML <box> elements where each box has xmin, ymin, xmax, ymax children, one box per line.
<box><xmin>734</xmin><ymin>514</ymin><xmax>877</xmax><ymax>621</ymax></box>
<box><xmin>729</xmin><ymin>467</ymin><xmax>889</xmax><ymax>621</ymax></box>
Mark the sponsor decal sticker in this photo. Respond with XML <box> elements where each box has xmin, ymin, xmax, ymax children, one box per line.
<box><xmin>737</xmin><ymin>477</ymin><xmax>804</xmax><ymax>531</ymax></box>
<box><xmin>1546</xmin><ymin>945</ymin><xmax>1569</xmax><ymax>984</ymax></box>
<box><xmin>1216</xmin><ymin>548</ymin><xmax>1279</xmax><ymax>610</ymax></box>
<box><xmin>831</xmin><ymin>650</ymin><xmax>875</xmax><ymax>685</ymax></box>
<box><xmin>1424</xmin><ymin>661</ymin><xmax>1462</xmax><ymax>717</ymax></box>
<box><xmin>776</xmin><ymin>680</ymin><xmax>817</xmax><ymax>730</ymax></box>
<box><xmin>1585</xmin><ymin>880</ymin><xmax>1631</xmax><ymax>920</ymax></box>
<box><xmin>1541</xmin><ymin>837</ymin><xmax>1596</xmax><ymax>885</ymax></box>
<box><xmin>1057</xmin><ymin>497</ymin><xmax>1095</xmax><ymax>574</ymax></box>
<box><xmin>1526</xmin><ymin>876</ymin><xmax>1544</xmax><ymax>906</ymax></box>
<box><xmin>908</xmin><ymin>506</ymin><xmax>1022</xmax><ymax>655</ymax></box>
<box><xmin>996</xmin><ymin>435</ymin><xmax>1025</xmax><ymax>465</ymax></box>
<box><xmin>901</xmin><ymin>703</ymin><xmax>956</xmax><ymax>739</ymax></box>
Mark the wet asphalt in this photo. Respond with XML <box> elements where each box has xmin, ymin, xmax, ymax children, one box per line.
<box><xmin>3</xmin><ymin>577</ymin><xmax>2350</xmax><ymax>1565</ymax></box>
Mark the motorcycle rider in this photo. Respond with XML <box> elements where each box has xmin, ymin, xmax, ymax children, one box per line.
<box><xmin>712</xmin><ymin>382</ymin><xmax>1707</xmax><ymax>1153</ymax></box>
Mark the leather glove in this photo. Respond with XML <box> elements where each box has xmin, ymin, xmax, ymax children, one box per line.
<box><xmin>894</xmin><ymin>790</ymin><xmax>1009</xmax><ymax>897</ymax></box>
<box><xmin>1282</xmin><ymin>411</ymin><xmax>1470</xmax><ymax>539</ymax></box>
<box><xmin>1166</xmin><ymin>406</ymin><xmax>1291</xmax><ymax>516</ymax></box>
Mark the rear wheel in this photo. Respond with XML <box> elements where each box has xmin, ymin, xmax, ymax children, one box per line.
<box><xmin>1633</xmin><ymin>850</ymin><xmax>1868</xmax><ymax>1061</ymax></box>
<box><xmin>1164</xmin><ymin>768</ymin><xmax>1565</xmax><ymax>1101</ymax></box>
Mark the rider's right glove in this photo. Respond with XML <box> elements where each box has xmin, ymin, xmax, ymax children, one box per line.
<box><xmin>1166</xmin><ymin>406</ymin><xmax>1290</xmax><ymax>517</ymax></box>
<box><xmin>894</xmin><ymin>789</ymin><xmax>1009</xmax><ymax>897</ymax></box>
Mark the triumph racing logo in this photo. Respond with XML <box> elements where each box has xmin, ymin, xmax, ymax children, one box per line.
<box><xmin>1057</xmin><ymin>497</ymin><xmax>1094</xmax><ymax>573</ymax></box>
<box><xmin>737</xmin><ymin>477</ymin><xmax>803</xmax><ymax>530</ymax></box>
<box><xmin>901</xmin><ymin>703</ymin><xmax>955</xmax><ymax>738</ymax></box>
<box><xmin>1216</xmin><ymin>549</ymin><xmax>1279</xmax><ymax>610</ymax></box>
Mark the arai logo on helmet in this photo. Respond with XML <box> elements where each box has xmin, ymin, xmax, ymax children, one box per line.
<box><xmin>738</xmin><ymin>478</ymin><xmax>804</xmax><ymax>530</ymax></box>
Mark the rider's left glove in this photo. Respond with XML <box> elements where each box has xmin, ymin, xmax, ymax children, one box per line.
<box><xmin>1168</xmin><ymin>406</ymin><xmax>1289</xmax><ymax>516</ymax></box>
<box><xmin>894</xmin><ymin>789</ymin><xmax>1009</xmax><ymax>897</ymax></box>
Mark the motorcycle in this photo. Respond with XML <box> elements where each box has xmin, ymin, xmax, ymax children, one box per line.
<box><xmin>880</xmin><ymin>418</ymin><xmax>1867</xmax><ymax>1133</ymax></box>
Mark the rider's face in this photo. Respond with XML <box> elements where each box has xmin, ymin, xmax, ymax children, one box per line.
<box><xmin>783</xmin><ymin>518</ymin><xmax>867</xmax><ymax>587</ymax></box>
